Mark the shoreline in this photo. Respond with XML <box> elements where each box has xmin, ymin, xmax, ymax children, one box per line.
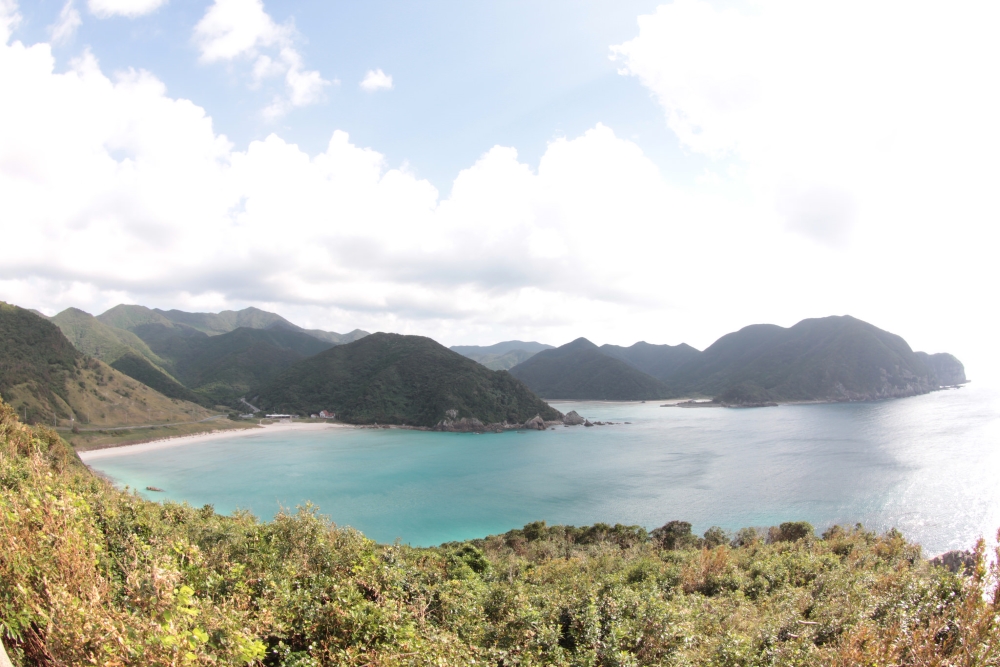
<box><xmin>77</xmin><ymin>422</ymin><xmax>351</xmax><ymax>461</ymax></box>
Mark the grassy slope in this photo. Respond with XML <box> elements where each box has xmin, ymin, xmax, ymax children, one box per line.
<box><xmin>48</xmin><ymin>308</ymin><xmax>212</xmax><ymax>406</ymax></box>
<box><xmin>50</xmin><ymin>307</ymin><xmax>165</xmax><ymax>367</ymax></box>
<box><xmin>66</xmin><ymin>418</ymin><xmax>258</xmax><ymax>451</ymax></box>
<box><xmin>1</xmin><ymin>398</ymin><xmax>998</xmax><ymax>665</ymax></box>
<box><xmin>510</xmin><ymin>338</ymin><xmax>672</xmax><ymax>400</ymax></box>
<box><xmin>256</xmin><ymin>332</ymin><xmax>561</xmax><ymax>426</ymax></box>
<box><xmin>0</xmin><ymin>303</ymin><xmax>215</xmax><ymax>427</ymax></box>
<box><xmin>668</xmin><ymin>316</ymin><xmax>944</xmax><ymax>402</ymax></box>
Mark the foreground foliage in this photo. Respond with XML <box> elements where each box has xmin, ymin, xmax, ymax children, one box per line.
<box><xmin>0</xmin><ymin>399</ymin><xmax>997</xmax><ymax>665</ymax></box>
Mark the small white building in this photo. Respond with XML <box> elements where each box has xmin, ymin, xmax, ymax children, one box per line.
<box><xmin>266</xmin><ymin>414</ymin><xmax>293</xmax><ymax>422</ymax></box>
<box><xmin>319</xmin><ymin>410</ymin><xmax>335</xmax><ymax>419</ymax></box>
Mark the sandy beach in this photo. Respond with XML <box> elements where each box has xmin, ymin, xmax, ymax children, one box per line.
<box><xmin>78</xmin><ymin>422</ymin><xmax>351</xmax><ymax>462</ymax></box>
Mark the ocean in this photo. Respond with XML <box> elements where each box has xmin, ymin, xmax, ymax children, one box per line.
<box><xmin>82</xmin><ymin>384</ymin><xmax>1000</xmax><ymax>554</ymax></box>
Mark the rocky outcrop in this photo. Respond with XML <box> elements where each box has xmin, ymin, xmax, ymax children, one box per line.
<box><xmin>562</xmin><ymin>410</ymin><xmax>585</xmax><ymax>425</ymax></box>
<box><xmin>435</xmin><ymin>417</ymin><xmax>485</xmax><ymax>432</ymax></box>
<box><xmin>930</xmin><ymin>550</ymin><xmax>976</xmax><ymax>574</ymax></box>
<box><xmin>523</xmin><ymin>415</ymin><xmax>546</xmax><ymax>430</ymax></box>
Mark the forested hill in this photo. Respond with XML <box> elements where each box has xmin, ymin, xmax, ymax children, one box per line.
<box><xmin>0</xmin><ymin>302</ymin><xmax>213</xmax><ymax>426</ymax></box>
<box><xmin>255</xmin><ymin>333</ymin><xmax>560</xmax><ymax>426</ymax></box>
<box><xmin>504</xmin><ymin>316</ymin><xmax>966</xmax><ymax>403</ymax></box>
<box><xmin>123</xmin><ymin>324</ymin><xmax>336</xmax><ymax>405</ymax></box>
<box><xmin>666</xmin><ymin>315</ymin><xmax>967</xmax><ymax>404</ymax></box>
<box><xmin>509</xmin><ymin>338</ymin><xmax>671</xmax><ymax>400</ymax></box>
<box><xmin>599</xmin><ymin>341</ymin><xmax>702</xmax><ymax>383</ymax></box>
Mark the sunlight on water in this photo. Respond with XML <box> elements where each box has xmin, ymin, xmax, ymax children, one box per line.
<box><xmin>85</xmin><ymin>385</ymin><xmax>1000</xmax><ymax>554</ymax></box>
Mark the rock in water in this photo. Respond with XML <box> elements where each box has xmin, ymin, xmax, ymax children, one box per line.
<box><xmin>562</xmin><ymin>410</ymin><xmax>585</xmax><ymax>425</ymax></box>
<box><xmin>930</xmin><ymin>550</ymin><xmax>977</xmax><ymax>574</ymax></box>
<box><xmin>523</xmin><ymin>415</ymin><xmax>546</xmax><ymax>430</ymax></box>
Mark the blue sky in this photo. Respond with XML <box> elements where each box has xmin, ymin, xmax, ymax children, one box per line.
<box><xmin>17</xmin><ymin>0</ymin><xmax>691</xmax><ymax>190</ymax></box>
<box><xmin>1</xmin><ymin>0</ymin><xmax>998</xmax><ymax>375</ymax></box>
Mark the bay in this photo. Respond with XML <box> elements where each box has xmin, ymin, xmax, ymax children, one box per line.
<box><xmin>83</xmin><ymin>384</ymin><xmax>1000</xmax><ymax>554</ymax></box>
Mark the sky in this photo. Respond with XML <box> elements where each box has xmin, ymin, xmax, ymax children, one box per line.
<box><xmin>1</xmin><ymin>0</ymin><xmax>999</xmax><ymax>377</ymax></box>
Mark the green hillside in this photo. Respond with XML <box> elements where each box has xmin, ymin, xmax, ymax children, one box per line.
<box><xmin>667</xmin><ymin>315</ymin><xmax>959</xmax><ymax>403</ymax></box>
<box><xmin>45</xmin><ymin>307</ymin><xmax>215</xmax><ymax>405</ymax></box>
<box><xmin>128</xmin><ymin>324</ymin><xmax>335</xmax><ymax>405</ymax></box>
<box><xmin>51</xmin><ymin>307</ymin><xmax>164</xmax><ymax>366</ymax></box>
<box><xmin>255</xmin><ymin>332</ymin><xmax>560</xmax><ymax>426</ymax></box>
<box><xmin>0</xmin><ymin>302</ymin><xmax>214</xmax><ymax>426</ymax></box>
<box><xmin>509</xmin><ymin>337</ymin><xmax>671</xmax><ymax>400</ymax></box>
<box><xmin>109</xmin><ymin>352</ymin><xmax>212</xmax><ymax>406</ymax></box>
<box><xmin>600</xmin><ymin>340</ymin><xmax>702</xmax><ymax>382</ymax></box>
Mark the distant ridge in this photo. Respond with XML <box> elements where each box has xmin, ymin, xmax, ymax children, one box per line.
<box><xmin>599</xmin><ymin>341</ymin><xmax>701</xmax><ymax>383</ymax></box>
<box><xmin>449</xmin><ymin>340</ymin><xmax>552</xmax><ymax>371</ymax></box>
<box><xmin>256</xmin><ymin>333</ymin><xmax>561</xmax><ymax>427</ymax></box>
<box><xmin>507</xmin><ymin>316</ymin><xmax>966</xmax><ymax>404</ymax></box>
<box><xmin>97</xmin><ymin>304</ymin><xmax>369</xmax><ymax>345</ymax></box>
<box><xmin>664</xmin><ymin>315</ymin><xmax>967</xmax><ymax>404</ymax></box>
<box><xmin>451</xmin><ymin>341</ymin><xmax>554</xmax><ymax>356</ymax></box>
<box><xmin>451</xmin><ymin>340</ymin><xmax>554</xmax><ymax>371</ymax></box>
<box><xmin>509</xmin><ymin>338</ymin><xmax>671</xmax><ymax>400</ymax></box>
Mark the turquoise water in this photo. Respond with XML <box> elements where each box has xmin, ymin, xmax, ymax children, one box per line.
<box><xmin>84</xmin><ymin>385</ymin><xmax>1000</xmax><ymax>554</ymax></box>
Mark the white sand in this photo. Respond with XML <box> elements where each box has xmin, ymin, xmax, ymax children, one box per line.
<box><xmin>78</xmin><ymin>422</ymin><xmax>350</xmax><ymax>461</ymax></box>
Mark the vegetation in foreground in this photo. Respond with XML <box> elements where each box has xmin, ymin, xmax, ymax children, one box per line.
<box><xmin>1</xmin><ymin>399</ymin><xmax>998</xmax><ymax>665</ymax></box>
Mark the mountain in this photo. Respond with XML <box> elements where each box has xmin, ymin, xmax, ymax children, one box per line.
<box><xmin>915</xmin><ymin>352</ymin><xmax>967</xmax><ymax>387</ymax></box>
<box><xmin>97</xmin><ymin>304</ymin><xmax>369</xmax><ymax>345</ymax></box>
<box><xmin>50</xmin><ymin>307</ymin><xmax>213</xmax><ymax>406</ymax></box>
<box><xmin>51</xmin><ymin>307</ymin><xmax>164</xmax><ymax>366</ymax></box>
<box><xmin>125</xmin><ymin>324</ymin><xmax>335</xmax><ymax>405</ymax></box>
<box><xmin>0</xmin><ymin>302</ymin><xmax>213</xmax><ymax>426</ymax></box>
<box><xmin>451</xmin><ymin>341</ymin><xmax>554</xmax><ymax>357</ymax></box>
<box><xmin>255</xmin><ymin>333</ymin><xmax>561</xmax><ymax>426</ymax></box>
<box><xmin>451</xmin><ymin>340</ymin><xmax>554</xmax><ymax>371</ymax></box>
<box><xmin>599</xmin><ymin>341</ymin><xmax>702</xmax><ymax>383</ymax></box>
<box><xmin>508</xmin><ymin>338</ymin><xmax>671</xmax><ymax>400</ymax></box>
<box><xmin>665</xmin><ymin>315</ymin><xmax>966</xmax><ymax>403</ymax></box>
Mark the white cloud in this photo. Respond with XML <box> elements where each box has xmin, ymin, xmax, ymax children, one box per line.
<box><xmin>194</xmin><ymin>0</ymin><xmax>288</xmax><ymax>62</ymax></box>
<box><xmin>1</xmin><ymin>3</ymin><xmax>999</xmax><ymax>377</ymax></box>
<box><xmin>194</xmin><ymin>0</ymin><xmax>327</xmax><ymax>117</ymax></box>
<box><xmin>360</xmin><ymin>68</ymin><xmax>392</xmax><ymax>92</ymax></box>
<box><xmin>49</xmin><ymin>0</ymin><xmax>81</xmax><ymax>44</ymax></box>
<box><xmin>1</xmin><ymin>0</ymin><xmax>20</xmax><ymax>43</ymax></box>
<box><xmin>612</xmin><ymin>0</ymin><xmax>1000</xmax><ymax>249</ymax></box>
<box><xmin>87</xmin><ymin>0</ymin><xmax>167</xmax><ymax>19</ymax></box>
